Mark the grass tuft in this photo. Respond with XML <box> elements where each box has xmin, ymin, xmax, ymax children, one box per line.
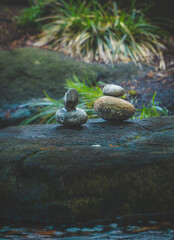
<box><xmin>133</xmin><ymin>92</ymin><xmax>168</xmax><ymax>119</ymax></box>
<box><xmin>34</xmin><ymin>0</ymin><xmax>168</xmax><ymax>67</ymax></box>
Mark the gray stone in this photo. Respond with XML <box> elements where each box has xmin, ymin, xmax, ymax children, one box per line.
<box><xmin>0</xmin><ymin>116</ymin><xmax>174</xmax><ymax>224</ymax></box>
<box><xmin>55</xmin><ymin>107</ymin><xmax>88</xmax><ymax>126</ymax></box>
<box><xmin>56</xmin><ymin>88</ymin><xmax>88</xmax><ymax>126</ymax></box>
<box><xmin>94</xmin><ymin>96</ymin><xmax>135</xmax><ymax>121</ymax></box>
<box><xmin>0</xmin><ymin>100</ymin><xmax>40</xmax><ymax>129</ymax></box>
<box><xmin>103</xmin><ymin>84</ymin><xmax>124</xmax><ymax>97</ymax></box>
<box><xmin>64</xmin><ymin>88</ymin><xmax>79</xmax><ymax>111</ymax></box>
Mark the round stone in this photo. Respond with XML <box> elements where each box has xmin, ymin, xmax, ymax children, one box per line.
<box><xmin>55</xmin><ymin>107</ymin><xmax>88</xmax><ymax>126</ymax></box>
<box><xmin>64</xmin><ymin>88</ymin><xmax>79</xmax><ymax>111</ymax></box>
<box><xmin>94</xmin><ymin>96</ymin><xmax>135</xmax><ymax>121</ymax></box>
<box><xmin>103</xmin><ymin>84</ymin><xmax>124</xmax><ymax>97</ymax></box>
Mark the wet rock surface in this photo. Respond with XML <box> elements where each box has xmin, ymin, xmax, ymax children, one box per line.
<box><xmin>0</xmin><ymin>116</ymin><xmax>174</xmax><ymax>224</ymax></box>
<box><xmin>0</xmin><ymin>99</ymin><xmax>42</xmax><ymax>129</ymax></box>
<box><xmin>0</xmin><ymin>217</ymin><xmax>174</xmax><ymax>240</ymax></box>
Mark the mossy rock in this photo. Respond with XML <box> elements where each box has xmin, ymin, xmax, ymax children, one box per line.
<box><xmin>0</xmin><ymin>116</ymin><xmax>174</xmax><ymax>224</ymax></box>
<box><xmin>0</xmin><ymin>48</ymin><xmax>151</xmax><ymax>107</ymax></box>
<box><xmin>0</xmin><ymin>48</ymin><xmax>108</xmax><ymax>106</ymax></box>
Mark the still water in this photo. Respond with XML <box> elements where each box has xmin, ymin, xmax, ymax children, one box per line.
<box><xmin>0</xmin><ymin>219</ymin><xmax>174</xmax><ymax>240</ymax></box>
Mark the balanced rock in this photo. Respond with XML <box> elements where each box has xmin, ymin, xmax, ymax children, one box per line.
<box><xmin>55</xmin><ymin>88</ymin><xmax>88</xmax><ymax>126</ymax></box>
<box><xmin>64</xmin><ymin>88</ymin><xmax>79</xmax><ymax>111</ymax></box>
<box><xmin>56</xmin><ymin>107</ymin><xmax>88</xmax><ymax>126</ymax></box>
<box><xmin>94</xmin><ymin>96</ymin><xmax>135</xmax><ymax>121</ymax></box>
<box><xmin>103</xmin><ymin>84</ymin><xmax>124</xmax><ymax>97</ymax></box>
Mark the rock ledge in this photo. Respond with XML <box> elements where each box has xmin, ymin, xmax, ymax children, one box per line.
<box><xmin>0</xmin><ymin>116</ymin><xmax>174</xmax><ymax>224</ymax></box>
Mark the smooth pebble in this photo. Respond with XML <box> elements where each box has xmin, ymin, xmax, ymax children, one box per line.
<box><xmin>94</xmin><ymin>96</ymin><xmax>135</xmax><ymax>121</ymax></box>
<box><xmin>103</xmin><ymin>84</ymin><xmax>125</xmax><ymax>97</ymax></box>
<box><xmin>64</xmin><ymin>88</ymin><xmax>79</xmax><ymax>111</ymax></box>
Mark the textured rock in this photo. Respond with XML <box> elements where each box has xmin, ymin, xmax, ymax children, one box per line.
<box><xmin>0</xmin><ymin>48</ymin><xmax>108</xmax><ymax>107</ymax></box>
<box><xmin>94</xmin><ymin>96</ymin><xmax>135</xmax><ymax>121</ymax></box>
<box><xmin>56</xmin><ymin>88</ymin><xmax>88</xmax><ymax>126</ymax></box>
<box><xmin>0</xmin><ymin>116</ymin><xmax>174</xmax><ymax>224</ymax></box>
<box><xmin>103</xmin><ymin>84</ymin><xmax>124</xmax><ymax>97</ymax></box>
<box><xmin>64</xmin><ymin>88</ymin><xmax>79</xmax><ymax>111</ymax></box>
<box><xmin>55</xmin><ymin>107</ymin><xmax>88</xmax><ymax>126</ymax></box>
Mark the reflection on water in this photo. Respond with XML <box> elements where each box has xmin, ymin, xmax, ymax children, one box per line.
<box><xmin>0</xmin><ymin>219</ymin><xmax>174</xmax><ymax>240</ymax></box>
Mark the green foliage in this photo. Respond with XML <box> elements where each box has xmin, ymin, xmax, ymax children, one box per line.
<box><xmin>21</xmin><ymin>75</ymin><xmax>102</xmax><ymax>125</ymax></box>
<box><xmin>17</xmin><ymin>0</ymin><xmax>44</xmax><ymax>27</ymax></box>
<box><xmin>34</xmin><ymin>0</ymin><xmax>167</xmax><ymax>66</ymax></box>
<box><xmin>133</xmin><ymin>92</ymin><xmax>168</xmax><ymax>119</ymax></box>
<box><xmin>17</xmin><ymin>0</ymin><xmax>56</xmax><ymax>27</ymax></box>
<box><xmin>21</xmin><ymin>76</ymin><xmax>168</xmax><ymax>125</ymax></box>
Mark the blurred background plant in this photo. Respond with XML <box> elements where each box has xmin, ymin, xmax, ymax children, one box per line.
<box><xmin>33</xmin><ymin>0</ymin><xmax>169</xmax><ymax>67</ymax></box>
<box><xmin>16</xmin><ymin>0</ymin><xmax>173</xmax><ymax>68</ymax></box>
<box><xmin>21</xmin><ymin>75</ymin><xmax>168</xmax><ymax>125</ymax></box>
<box><xmin>17</xmin><ymin>0</ymin><xmax>56</xmax><ymax>27</ymax></box>
<box><xmin>132</xmin><ymin>92</ymin><xmax>168</xmax><ymax>119</ymax></box>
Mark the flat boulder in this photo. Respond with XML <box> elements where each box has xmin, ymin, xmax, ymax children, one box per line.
<box><xmin>0</xmin><ymin>116</ymin><xmax>174</xmax><ymax>224</ymax></box>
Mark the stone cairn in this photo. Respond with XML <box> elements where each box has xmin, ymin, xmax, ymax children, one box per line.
<box><xmin>94</xmin><ymin>84</ymin><xmax>135</xmax><ymax>121</ymax></box>
<box><xmin>55</xmin><ymin>88</ymin><xmax>88</xmax><ymax>126</ymax></box>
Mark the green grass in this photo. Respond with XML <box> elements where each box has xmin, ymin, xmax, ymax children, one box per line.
<box><xmin>21</xmin><ymin>75</ymin><xmax>102</xmax><ymax>125</ymax></box>
<box><xmin>33</xmin><ymin>0</ymin><xmax>168</xmax><ymax>67</ymax></box>
<box><xmin>21</xmin><ymin>75</ymin><xmax>168</xmax><ymax>125</ymax></box>
<box><xmin>133</xmin><ymin>92</ymin><xmax>168</xmax><ymax>119</ymax></box>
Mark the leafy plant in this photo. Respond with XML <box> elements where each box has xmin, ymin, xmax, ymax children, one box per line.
<box><xmin>133</xmin><ymin>92</ymin><xmax>168</xmax><ymax>119</ymax></box>
<box><xmin>21</xmin><ymin>92</ymin><xmax>64</xmax><ymax>125</ymax></box>
<box><xmin>34</xmin><ymin>0</ymin><xmax>168</xmax><ymax>66</ymax></box>
<box><xmin>17</xmin><ymin>0</ymin><xmax>56</xmax><ymax>27</ymax></box>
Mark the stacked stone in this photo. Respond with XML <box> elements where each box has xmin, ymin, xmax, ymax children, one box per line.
<box><xmin>55</xmin><ymin>88</ymin><xmax>88</xmax><ymax>126</ymax></box>
<box><xmin>94</xmin><ymin>84</ymin><xmax>135</xmax><ymax>121</ymax></box>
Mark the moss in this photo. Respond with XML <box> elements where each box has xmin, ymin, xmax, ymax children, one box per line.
<box><xmin>0</xmin><ymin>48</ymin><xmax>153</xmax><ymax>108</ymax></box>
<box><xmin>1</xmin><ymin>157</ymin><xmax>174</xmax><ymax>222</ymax></box>
<box><xmin>63</xmin><ymin>160</ymin><xmax>174</xmax><ymax>220</ymax></box>
<box><xmin>129</xmin><ymin>90</ymin><xmax>138</xmax><ymax>96</ymax></box>
<box><xmin>157</xmin><ymin>127</ymin><xmax>174</xmax><ymax>132</ymax></box>
<box><xmin>0</xmin><ymin>48</ymin><xmax>108</xmax><ymax>106</ymax></box>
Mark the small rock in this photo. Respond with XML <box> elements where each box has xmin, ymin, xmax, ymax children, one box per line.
<box><xmin>91</xmin><ymin>144</ymin><xmax>102</xmax><ymax>147</ymax></box>
<box><xmin>103</xmin><ymin>84</ymin><xmax>124</xmax><ymax>97</ymax></box>
<box><xmin>94</xmin><ymin>96</ymin><xmax>135</xmax><ymax>121</ymax></box>
<box><xmin>55</xmin><ymin>107</ymin><xmax>88</xmax><ymax>126</ymax></box>
<box><xmin>56</xmin><ymin>88</ymin><xmax>88</xmax><ymax>126</ymax></box>
<box><xmin>64</xmin><ymin>88</ymin><xmax>79</xmax><ymax>111</ymax></box>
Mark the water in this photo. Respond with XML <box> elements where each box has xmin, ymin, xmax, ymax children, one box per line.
<box><xmin>0</xmin><ymin>219</ymin><xmax>174</xmax><ymax>240</ymax></box>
